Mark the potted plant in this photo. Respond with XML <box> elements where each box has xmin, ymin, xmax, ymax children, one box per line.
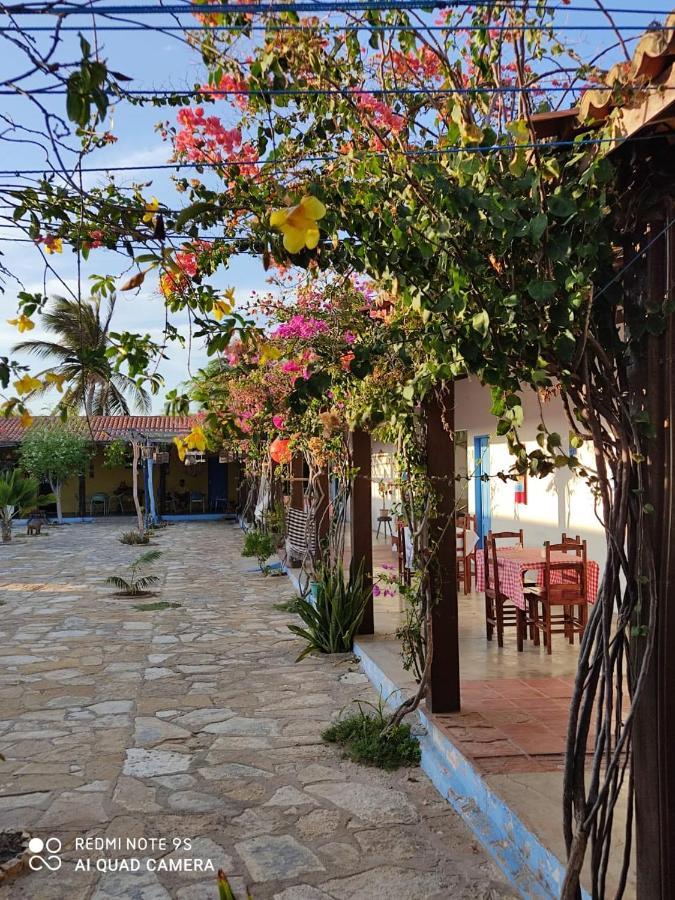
<box><xmin>378</xmin><ymin>480</ymin><xmax>392</xmax><ymax>517</ymax></box>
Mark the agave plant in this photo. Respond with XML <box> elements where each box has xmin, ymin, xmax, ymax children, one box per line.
<box><xmin>288</xmin><ymin>561</ymin><xmax>369</xmax><ymax>661</ymax></box>
<box><xmin>105</xmin><ymin>549</ymin><xmax>162</xmax><ymax>596</ymax></box>
<box><xmin>0</xmin><ymin>469</ymin><xmax>53</xmax><ymax>543</ymax></box>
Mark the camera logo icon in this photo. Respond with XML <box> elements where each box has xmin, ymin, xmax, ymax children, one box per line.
<box><xmin>28</xmin><ymin>837</ymin><xmax>62</xmax><ymax>871</ymax></box>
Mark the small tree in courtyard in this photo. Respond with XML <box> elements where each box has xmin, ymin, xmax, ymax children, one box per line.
<box><xmin>0</xmin><ymin>470</ymin><xmax>50</xmax><ymax>542</ymax></box>
<box><xmin>19</xmin><ymin>424</ymin><xmax>92</xmax><ymax>523</ymax></box>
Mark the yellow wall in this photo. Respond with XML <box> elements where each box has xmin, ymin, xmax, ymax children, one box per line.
<box><xmin>55</xmin><ymin>446</ymin><xmax>240</xmax><ymax>516</ymax></box>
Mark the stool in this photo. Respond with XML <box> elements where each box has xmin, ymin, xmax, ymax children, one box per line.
<box><xmin>376</xmin><ymin>515</ymin><xmax>393</xmax><ymax>539</ymax></box>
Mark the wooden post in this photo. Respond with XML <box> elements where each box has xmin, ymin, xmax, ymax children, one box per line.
<box><xmin>315</xmin><ymin>468</ymin><xmax>330</xmax><ymax>552</ymax></box>
<box><xmin>159</xmin><ymin>462</ymin><xmax>167</xmax><ymax>516</ymax></box>
<box><xmin>78</xmin><ymin>472</ymin><xmax>86</xmax><ymax>518</ymax></box>
<box><xmin>424</xmin><ymin>384</ymin><xmax>460</xmax><ymax>713</ymax></box>
<box><xmin>351</xmin><ymin>429</ymin><xmax>374</xmax><ymax>635</ymax></box>
<box><xmin>631</xmin><ymin>207</ymin><xmax>675</xmax><ymax>899</ymax></box>
<box><xmin>290</xmin><ymin>453</ymin><xmax>304</xmax><ymax>511</ymax></box>
<box><xmin>288</xmin><ymin>453</ymin><xmax>305</xmax><ymax>568</ymax></box>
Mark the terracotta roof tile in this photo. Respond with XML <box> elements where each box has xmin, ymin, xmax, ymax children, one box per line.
<box><xmin>532</xmin><ymin>12</ymin><xmax>675</xmax><ymax>140</ymax></box>
<box><xmin>0</xmin><ymin>414</ymin><xmax>204</xmax><ymax>446</ymax></box>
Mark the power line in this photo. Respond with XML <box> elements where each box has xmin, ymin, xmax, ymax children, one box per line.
<box><xmin>3</xmin><ymin>83</ymin><xmax>665</xmax><ymax>97</ymax></box>
<box><xmin>0</xmin><ymin>21</ymin><xmax>668</xmax><ymax>32</ymax></box>
<box><xmin>5</xmin><ymin>1</ymin><xmax>672</xmax><ymax>15</ymax></box>
<box><xmin>0</xmin><ymin>131</ymin><xmax>667</xmax><ymax>177</ymax></box>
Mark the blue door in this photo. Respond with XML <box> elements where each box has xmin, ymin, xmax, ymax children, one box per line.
<box><xmin>473</xmin><ymin>436</ymin><xmax>491</xmax><ymax>548</ymax></box>
<box><xmin>207</xmin><ymin>457</ymin><xmax>228</xmax><ymax>510</ymax></box>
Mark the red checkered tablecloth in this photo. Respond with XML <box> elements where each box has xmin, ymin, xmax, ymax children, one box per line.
<box><xmin>474</xmin><ymin>547</ymin><xmax>600</xmax><ymax>611</ymax></box>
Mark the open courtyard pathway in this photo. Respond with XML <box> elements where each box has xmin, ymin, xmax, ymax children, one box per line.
<box><xmin>0</xmin><ymin>520</ymin><xmax>517</xmax><ymax>899</ymax></box>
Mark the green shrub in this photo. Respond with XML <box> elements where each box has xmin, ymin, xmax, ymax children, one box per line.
<box><xmin>105</xmin><ymin>549</ymin><xmax>162</xmax><ymax>596</ymax></box>
<box><xmin>119</xmin><ymin>530</ymin><xmax>150</xmax><ymax>545</ymax></box>
<box><xmin>322</xmin><ymin>698</ymin><xmax>421</xmax><ymax>770</ymax></box>
<box><xmin>241</xmin><ymin>528</ymin><xmax>276</xmax><ymax>573</ymax></box>
<box><xmin>288</xmin><ymin>561</ymin><xmax>368</xmax><ymax>660</ymax></box>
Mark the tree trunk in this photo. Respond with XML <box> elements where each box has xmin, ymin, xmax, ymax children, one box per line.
<box><xmin>51</xmin><ymin>480</ymin><xmax>63</xmax><ymax>524</ymax></box>
<box><xmin>1</xmin><ymin>513</ymin><xmax>11</xmax><ymax>543</ymax></box>
<box><xmin>131</xmin><ymin>442</ymin><xmax>144</xmax><ymax>536</ymax></box>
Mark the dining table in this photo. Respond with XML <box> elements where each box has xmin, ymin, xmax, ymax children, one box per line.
<box><xmin>474</xmin><ymin>545</ymin><xmax>600</xmax><ymax>611</ymax></box>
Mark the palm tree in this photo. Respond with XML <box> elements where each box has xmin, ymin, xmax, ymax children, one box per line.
<box><xmin>12</xmin><ymin>294</ymin><xmax>150</xmax><ymax>416</ymax></box>
<box><xmin>0</xmin><ymin>469</ymin><xmax>51</xmax><ymax>542</ymax></box>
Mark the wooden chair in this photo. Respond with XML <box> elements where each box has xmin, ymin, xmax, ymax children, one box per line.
<box><xmin>527</xmin><ymin>540</ymin><xmax>589</xmax><ymax>655</ymax></box>
<box><xmin>456</xmin><ymin>513</ymin><xmax>478</xmax><ymax>593</ymax></box>
<box><xmin>457</xmin><ymin>527</ymin><xmax>470</xmax><ymax>595</ymax></box>
<box><xmin>457</xmin><ymin>512</ymin><xmax>477</xmax><ymax>531</ymax></box>
<box><xmin>484</xmin><ymin>531</ymin><xmax>533</xmax><ymax>651</ymax></box>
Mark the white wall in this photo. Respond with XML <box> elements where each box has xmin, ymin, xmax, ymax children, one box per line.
<box><xmin>457</xmin><ymin>378</ymin><xmax>606</xmax><ymax>570</ymax></box>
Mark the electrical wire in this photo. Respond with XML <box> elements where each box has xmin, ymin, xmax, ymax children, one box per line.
<box><xmin>1</xmin><ymin>21</ymin><xmax>670</xmax><ymax>31</ymax></box>
<box><xmin>0</xmin><ymin>131</ymin><xmax>669</xmax><ymax>177</ymax></box>
<box><xmin>4</xmin><ymin>0</ymin><xmax>673</xmax><ymax>15</ymax></box>
<box><xmin>2</xmin><ymin>83</ymin><xmax>667</xmax><ymax>97</ymax></box>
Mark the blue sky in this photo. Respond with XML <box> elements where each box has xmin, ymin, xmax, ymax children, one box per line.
<box><xmin>1</xmin><ymin>1</ymin><xmax>671</xmax><ymax>412</ymax></box>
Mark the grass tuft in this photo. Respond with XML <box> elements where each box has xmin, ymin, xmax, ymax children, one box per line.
<box><xmin>322</xmin><ymin>699</ymin><xmax>420</xmax><ymax>770</ymax></box>
<box><xmin>119</xmin><ymin>530</ymin><xmax>150</xmax><ymax>545</ymax></box>
<box><xmin>133</xmin><ymin>601</ymin><xmax>181</xmax><ymax>611</ymax></box>
<box><xmin>273</xmin><ymin>597</ymin><xmax>302</xmax><ymax>614</ymax></box>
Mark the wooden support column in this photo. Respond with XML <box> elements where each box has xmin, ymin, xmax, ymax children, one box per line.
<box><xmin>315</xmin><ymin>468</ymin><xmax>330</xmax><ymax>554</ymax></box>
<box><xmin>424</xmin><ymin>383</ymin><xmax>460</xmax><ymax>714</ymax></box>
<box><xmin>159</xmin><ymin>463</ymin><xmax>167</xmax><ymax>516</ymax></box>
<box><xmin>78</xmin><ymin>473</ymin><xmax>86</xmax><ymax>518</ymax></box>
<box><xmin>631</xmin><ymin>206</ymin><xmax>675</xmax><ymax>899</ymax></box>
<box><xmin>288</xmin><ymin>453</ymin><xmax>305</xmax><ymax>568</ymax></box>
<box><xmin>351</xmin><ymin>428</ymin><xmax>374</xmax><ymax>635</ymax></box>
<box><xmin>290</xmin><ymin>453</ymin><xmax>304</xmax><ymax>511</ymax></box>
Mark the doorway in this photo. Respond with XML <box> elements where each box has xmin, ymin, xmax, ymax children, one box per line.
<box><xmin>473</xmin><ymin>435</ymin><xmax>491</xmax><ymax>548</ymax></box>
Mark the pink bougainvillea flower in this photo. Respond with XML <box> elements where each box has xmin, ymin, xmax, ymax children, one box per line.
<box><xmin>272</xmin><ymin>414</ymin><xmax>285</xmax><ymax>429</ymax></box>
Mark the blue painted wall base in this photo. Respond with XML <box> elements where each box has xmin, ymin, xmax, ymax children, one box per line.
<box><xmin>352</xmin><ymin>639</ymin><xmax>589</xmax><ymax>900</ymax></box>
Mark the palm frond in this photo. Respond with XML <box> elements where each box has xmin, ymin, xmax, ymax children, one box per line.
<box><xmin>136</xmin><ymin>549</ymin><xmax>162</xmax><ymax>566</ymax></box>
<box><xmin>134</xmin><ymin>575</ymin><xmax>160</xmax><ymax>590</ymax></box>
<box><xmin>105</xmin><ymin>576</ymin><xmax>133</xmax><ymax>592</ymax></box>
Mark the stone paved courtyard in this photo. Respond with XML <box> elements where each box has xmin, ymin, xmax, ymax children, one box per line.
<box><xmin>0</xmin><ymin>520</ymin><xmax>516</xmax><ymax>899</ymax></box>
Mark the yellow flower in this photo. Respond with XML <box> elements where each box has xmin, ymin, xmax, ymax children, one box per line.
<box><xmin>212</xmin><ymin>291</ymin><xmax>235</xmax><ymax>321</ymax></box>
<box><xmin>45</xmin><ymin>372</ymin><xmax>67</xmax><ymax>393</ymax></box>
<box><xmin>186</xmin><ymin>425</ymin><xmax>206</xmax><ymax>452</ymax></box>
<box><xmin>20</xmin><ymin>410</ymin><xmax>33</xmax><ymax>428</ymax></box>
<box><xmin>174</xmin><ymin>435</ymin><xmax>188</xmax><ymax>461</ymax></box>
<box><xmin>44</xmin><ymin>236</ymin><xmax>63</xmax><ymax>254</ymax></box>
<box><xmin>7</xmin><ymin>314</ymin><xmax>35</xmax><ymax>333</ymax></box>
<box><xmin>143</xmin><ymin>197</ymin><xmax>159</xmax><ymax>224</ymax></box>
<box><xmin>257</xmin><ymin>342</ymin><xmax>282</xmax><ymax>364</ymax></box>
<box><xmin>270</xmin><ymin>195</ymin><xmax>326</xmax><ymax>254</ymax></box>
<box><xmin>13</xmin><ymin>374</ymin><xmax>43</xmax><ymax>395</ymax></box>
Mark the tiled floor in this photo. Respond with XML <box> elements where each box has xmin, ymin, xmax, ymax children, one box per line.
<box><xmin>355</xmin><ymin>535</ymin><xmax>634</xmax><ymax>898</ymax></box>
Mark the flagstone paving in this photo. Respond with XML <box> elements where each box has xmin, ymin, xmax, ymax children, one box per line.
<box><xmin>0</xmin><ymin>520</ymin><xmax>517</xmax><ymax>899</ymax></box>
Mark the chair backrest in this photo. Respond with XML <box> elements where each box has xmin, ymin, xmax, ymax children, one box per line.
<box><xmin>485</xmin><ymin>532</ymin><xmax>504</xmax><ymax>596</ymax></box>
<box><xmin>190</xmin><ymin>491</ymin><xmax>203</xmax><ymax>501</ymax></box>
<box><xmin>490</xmin><ymin>529</ymin><xmax>524</xmax><ymax>548</ymax></box>
<box><xmin>91</xmin><ymin>492</ymin><xmax>107</xmax><ymax>502</ymax></box>
<box><xmin>457</xmin><ymin>527</ymin><xmax>467</xmax><ymax>561</ymax></box>
<box><xmin>561</xmin><ymin>533</ymin><xmax>582</xmax><ymax>555</ymax></box>
<box><xmin>544</xmin><ymin>540</ymin><xmax>587</xmax><ymax>603</ymax></box>
<box><xmin>458</xmin><ymin>512</ymin><xmax>477</xmax><ymax>532</ymax></box>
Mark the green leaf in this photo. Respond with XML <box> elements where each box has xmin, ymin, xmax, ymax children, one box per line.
<box><xmin>526</xmin><ymin>280</ymin><xmax>556</xmax><ymax>301</ymax></box>
<box><xmin>471</xmin><ymin>310</ymin><xmax>489</xmax><ymax>336</ymax></box>
<box><xmin>529</xmin><ymin>212</ymin><xmax>548</xmax><ymax>242</ymax></box>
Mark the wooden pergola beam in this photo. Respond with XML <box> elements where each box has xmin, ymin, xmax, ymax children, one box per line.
<box><xmin>424</xmin><ymin>384</ymin><xmax>461</xmax><ymax>714</ymax></box>
<box><xmin>351</xmin><ymin>428</ymin><xmax>374</xmax><ymax>635</ymax></box>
